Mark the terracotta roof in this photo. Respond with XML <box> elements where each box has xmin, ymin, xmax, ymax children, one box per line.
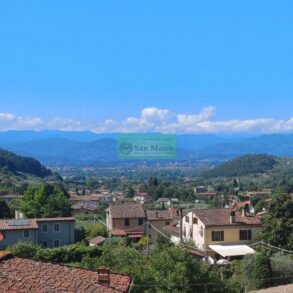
<box><xmin>193</xmin><ymin>208</ymin><xmax>261</xmax><ymax>227</ymax></box>
<box><xmin>163</xmin><ymin>224</ymin><xmax>180</xmax><ymax>237</ymax></box>
<box><xmin>0</xmin><ymin>219</ymin><xmax>38</xmax><ymax>231</ymax></box>
<box><xmin>146</xmin><ymin>210</ymin><xmax>173</xmax><ymax>221</ymax></box>
<box><xmin>72</xmin><ymin>203</ymin><xmax>96</xmax><ymax>211</ymax></box>
<box><xmin>111</xmin><ymin>229</ymin><xmax>127</xmax><ymax>236</ymax></box>
<box><xmin>0</xmin><ymin>254</ymin><xmax>131</xmax><ymax>293</ymax></box>
<box><xmin>89</xmin><ymin>236</ymin><xmax>106</xmax><ymax>245</ymax></box>
<box><xmin>109</xmin><ymin>204</ymin><xmax>146</xmax><ymax>219</ymax></box>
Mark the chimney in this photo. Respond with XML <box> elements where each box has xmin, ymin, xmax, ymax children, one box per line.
<box><xmin>97</xmin><ymin>268</ymin><xmax>110</xmax><ymax>285</ymax></box>
<box><xmin>242</xmin><ymin>208</ymin><xmax>246</xmax><ymax>217</ymax></box>
<box><xmin>229</xmin><ymin>211</ymin><xmax>235</xmax><ymax>223</ymax></box>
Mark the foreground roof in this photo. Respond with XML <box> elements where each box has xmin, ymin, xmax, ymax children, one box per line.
<box><xmin>0</xmin><ymin>253</ymin><xmax>131</xmax><ymax>293</ymax></box>
<box><xmin>248</xmin><ymin>284</ymin><xmax>293</xmax><ymax>293</ymax></box>
<box><xmin>109</xmin><ymin>204</ymin><xmax>146</xmax><ymax>219</ymax></box>
<box><xmin>193</xmin><ymin>208</ymin><xmax>261</xmax><ymax>227</ymax></box>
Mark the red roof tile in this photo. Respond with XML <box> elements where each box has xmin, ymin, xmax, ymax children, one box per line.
<box><xmin>0</xmin><ymin>255</ymin><xmax>131</xmax><ymax>293</ymax></box>
<box><xmin>194</xmin><ymin>208</ymin><xmax>261</xmax><ymax>227</ymax></box>
<box><xmin>109</xmin><ymin>204</ymin><xmax>146</xmax><ymax>219</ymax></box>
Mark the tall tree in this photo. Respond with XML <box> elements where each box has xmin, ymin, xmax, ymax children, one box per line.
<box><xmin>257</xmin><ymin>193</ymin><xmax>293</xmax><ymax>250</ymax></box>
<box><xmin>21</xmin><ymin>183</ymin><xmax>72</xmax><ymax>218</ymax></box>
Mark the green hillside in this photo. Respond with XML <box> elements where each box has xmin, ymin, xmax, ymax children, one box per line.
<box><xmin>202</xmin><ymin>154</ymin><xmax>277</xmax><ymax>178</ymax></box>
<box><xmin>0</xmin><ymin>149</ymin><xmax>52</xmax><ymax>178</ymax></box>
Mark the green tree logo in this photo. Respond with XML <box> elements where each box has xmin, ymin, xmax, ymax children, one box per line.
<box><xmin>119</xmin><ymin>141</ymin><xmax>133</xmax><ymax>155</ymax></box>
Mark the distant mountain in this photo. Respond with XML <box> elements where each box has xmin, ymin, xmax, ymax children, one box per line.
<box><xmin>0</xmin><ymin>149</ymin><xmax>53</xmax><ymax>178</ymax></box>
<box><xmin>2</xmin><ymin>131</ymin><xmax>293</xmax><ymax>166</ymax></box>
<box><xmin>196</xmin><ymin>134</ymin><xmax>293</xmax><ymax>159</ymax></box>
<box><xmin>202</xmin><ymin>154</ymin><xmax>277</xmax><ymax>178</ymax></box>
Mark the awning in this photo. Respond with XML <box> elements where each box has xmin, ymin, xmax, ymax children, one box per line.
<box><xmin>209</xmin><ymin>244</ymin><xmax>255</xmax><ymax>257</ymax></box>
<box><xmin>127</xmin><ymin>232</ymin><xmax>144</xmax><ymax>238</ymax></box>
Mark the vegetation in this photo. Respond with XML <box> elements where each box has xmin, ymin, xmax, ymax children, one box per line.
<box><xmin>0</xmin><ymin>149</ymin><xmax>52</xmax><ymax>178</ymax></box>
<box><xmin>20</xmin><ymin>183</ymin><xmax>72</xmax><ymax>218</ymax></box>
<box><xmin>256</xmin><ymin>193</ymin><xmax>293</xmax><ymax>250</ymax></box>
<box><xmin>0</xmin><ymin>200</ymin><xmax>11</xmax><ymax>218</ymax></box>
<box><xmin>202</xmin><ymin>154</ymin><xmax>277</xmax><ymax>178</ymax></box>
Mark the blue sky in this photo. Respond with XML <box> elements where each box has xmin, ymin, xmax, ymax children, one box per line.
<box><xmin>0</xmin><ymin>1</ymin><xmax>293</xmax><ymax>133</ymax></box>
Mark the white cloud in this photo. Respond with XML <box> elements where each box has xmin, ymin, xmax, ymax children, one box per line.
<box><xmin>1</xmin><ymin>107</ymin><xmax>293</xmax><ymax>134</ymax></box>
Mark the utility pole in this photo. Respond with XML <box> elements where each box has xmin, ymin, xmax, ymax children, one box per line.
<box><xmin>146</xmin><ymin>222</ymin><xmax>150</xmax><ymax>254</ymax></box>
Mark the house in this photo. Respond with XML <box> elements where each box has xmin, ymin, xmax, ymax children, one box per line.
<box><xmin>0</xmin><ymin>217</ymin><xmax>75</xmax><ymax>249</ymax></box>
<box><xmin>133</xmin><ymin>192</ymin><xmax>151</xmax><ymax>204</ymax></box>
<box><xmin>0</xmin><ymin>251</ymin><xmax>132</xmax><ymax>293</ymax></box>
<box><xmin>194</xmin><ymin>186</ymin><xmax>208</xmax><ymax>193</ymax></box>
<box><xmin>182</xmin><ymin>208</ymin><xmax>262</xmax><ymax>260</ymax></box>
<box><xmin>156</xmin><ymin>198</ymin><xmax>179</xmax><ymax>206</ymax></box>
<box><xmin>146</xmin><ymin>209</ymin><xmax>177</xmax><ymax>241</ymax></box>
<box><xmin>106</xmin><ymin>203</ymin><xmax>146</xmax><ymax>241</ymax></box>
<box><xmin>71</xmin><ymin>202</ymin><xmax>97</xmax><ymax>215</ymax></box>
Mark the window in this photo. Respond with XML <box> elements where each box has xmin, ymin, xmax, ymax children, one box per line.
<box><xmin>54</xmin><ymin>240</ymin><xmax>60</xmax><ymax>247</ymax></box>
<box><xmin>185</xmin><ymin>216</ymin><xmax>189</xmax><ymax>223</ymax></box>
<box><xmin>23</xmin><ymin>230</ymin><xmax>30</xmax><ymax>238</ymax></box>
<box><xmin>200</xmin><ymin>226</ymin><xmax>204</xmax><ymax>237</ymax></box>
<box><xmin>43</xmin><ymin>240</ymin><xmax>48</xmax><ymax>248</ymax></box>
<box><xmin>212</xmin><ymin>231</ymin><xmax>224</xmax><ymax>241</ymax></box>
<box><xmin>165</xmin><ymin>221</ymin><xmax>170</xmax><ymax>225</ymax></box>
<box><xmin>239</xmin><ymin>230</ymin><xmax>252</xmax><ymax>241</ymax></box>
<box><xmin>193</xmin><ymin>218</ymin><xmax>198</xmax><ymax>224</ymax></box>
<box><xmin>138</xmin><ymin>219</ymin><xmax>143</xmax><ymax>226</ymax></box>
<box><xmin>42</xmin><ymin>224</ymin><xmax>48</xmax><ymax>233</ymax></box>
<box><xmin>54</xmin><ymin>223</ymin><xmax>60</xmax><ymax>232</ymax></box>
<box><xmin>125</xmin><ymin>218</ymin><xmax>129</xmax><ymax>226</ymax></box>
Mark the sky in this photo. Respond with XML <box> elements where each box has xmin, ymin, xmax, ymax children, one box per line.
<box><xmin>0</xmin><ymin>1</ymin><xmax>293</xmax><ymax>134</ymax></box>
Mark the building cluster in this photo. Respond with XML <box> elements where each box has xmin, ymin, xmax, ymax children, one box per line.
<box><xmin>106</xmin><ymin>202</ymin><xmax>262</xmax><ymax>262</ymax></box>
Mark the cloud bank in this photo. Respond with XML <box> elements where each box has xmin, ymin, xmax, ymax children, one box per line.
<box><xmin>1</xmin><ymin>106</ymin><xmax>293</xmax><ymax>134</ymax></box>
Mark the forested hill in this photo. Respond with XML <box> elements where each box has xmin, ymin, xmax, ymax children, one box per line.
<box><xmin>202</xmin><ymin>154</ymin><xmax>277</xmax><ymax>178</ymax></box>
<box><xmin>0</xmin><ymin>149</ymin><xmax>52</xmax><ymax>178</ymax></box>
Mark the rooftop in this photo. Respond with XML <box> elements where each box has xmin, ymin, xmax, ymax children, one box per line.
<box><xmin>0</xmin><ymin>217</ymin><xmax>75</xmax><ymax>231</ymax></box>
<box><xmin>146</xmin><ymin>209</ymin><xmax>173</xmax><ymax>221</ymax></box>
<box><xmin>89</xmin><ymin>236</ymin><xmax>106</xmax><ymax>245</ymax></box>
<box><xmin>193</xmin><ymin>208</ymin><xmax>261</xmax><ymax>227</ymax></box>
<box><xmin>109</xmin><ymin>204</ymin><xmax>146</xmax><ymax>219</ymax></box>
<box><xmin>0</xmin><ymin>252</ymin><xmax>131</xmax><ymax>293</ymax></box>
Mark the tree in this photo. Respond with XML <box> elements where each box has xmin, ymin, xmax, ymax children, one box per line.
<box><xmin>84</xmin><ymin>223</ymin><xmax>107</xmax><ymax>239</ymax></box>
<box><xmin>257</xmin><ymin>193</ymin><xmax>293</xmax><ymax>250</ymax></box>
<box><xmin>21</xmin><ymin>183</ymin><xmax>72</xmax><ymax>218</ymax></box>
<box><xmin>0</xmin><ymin>200</ymin><xmax>11</xmax><ymax>218</ymax></box>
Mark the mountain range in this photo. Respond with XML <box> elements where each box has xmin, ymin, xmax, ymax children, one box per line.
<box><xmin>1</xmin><ymin>131</ymin><xmax>293</xmax><ymax>166</ymax></box>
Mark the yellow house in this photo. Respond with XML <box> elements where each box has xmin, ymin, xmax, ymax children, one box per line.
<box><xmin>183</xmin><ymin>208</ymin><xmax>262</xmax><ymax>259</ymax></box>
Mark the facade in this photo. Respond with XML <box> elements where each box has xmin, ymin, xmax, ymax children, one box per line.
<box><xmin>0</xmin><ymin>252</ymin><xmax>132</xmax><ymax>293</ymax></box>
<box><xmin>146</xmin><ymin>209</ymin><xmax>177</xmax><ymax>241</ymax></box>
<box><xmin>106</xmin><ymin>203</ymin><xmax>147</xmax><ymax>240</ymax></box>
<box><xmin>182</xmin><ymin>208</ymin><xmax>262</xmax><ymax>258</ymax></box>
<box><xmin>0</xmin><ymin>217</ymin><xmax>75</xmax><ymax>249</ymax></box>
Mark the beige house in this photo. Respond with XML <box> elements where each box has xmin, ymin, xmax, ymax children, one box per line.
<box><xmin>146</xmin><ymin>209</ymin><xmax>177</xmax><ymax>241</ymax></box>
<box><xmin>182</xmin><ymin>208</ymin><xmax>262</xmax><ymax>259</ymax></box>
<box><xmin>106</xmin><ymin>203</ymin><xmax>147</xmax><ymax>240</ymax></box>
